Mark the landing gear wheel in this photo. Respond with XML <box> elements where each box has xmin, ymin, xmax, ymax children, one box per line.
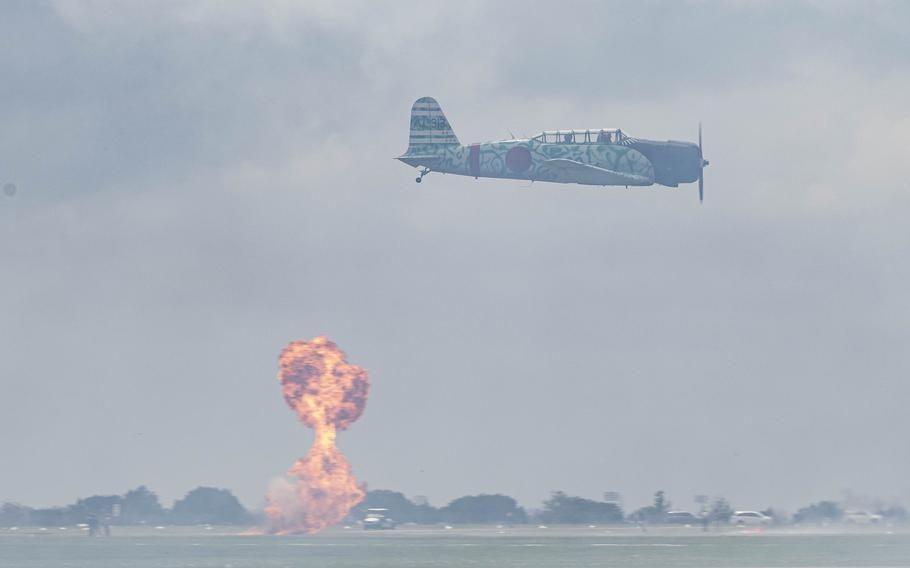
<box><xmin>415</xmin><ymin>177</ymin><xmax>422</xmax><ymax>183</ymax></box>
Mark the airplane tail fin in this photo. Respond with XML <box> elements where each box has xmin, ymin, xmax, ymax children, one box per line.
<box><xmin>407</xmin><ymin>97</ymin><xmax>459</xmax><ymax>147</ymax></box>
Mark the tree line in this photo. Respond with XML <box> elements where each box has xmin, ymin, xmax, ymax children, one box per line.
<box><xmin>1</xmin><ymin>487</ymin><xmax>624</xmax><ymax>527</ymax></box>
<box><xmin>1</xmin><ymin>486</ymin><xmax>250</xmax><ymax>527</ymax></box>
<box><xmin>2</xmin><ymin>486</ymin><xmax>906</xmax><ymax>527</ymax></box>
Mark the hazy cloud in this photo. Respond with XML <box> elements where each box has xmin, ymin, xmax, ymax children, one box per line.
<box><xmin>1</xmin><ymin>1</ymin><xmax>908</xmax><ymax>513</ymax></box>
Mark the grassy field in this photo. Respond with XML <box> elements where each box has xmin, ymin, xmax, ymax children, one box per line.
<box><xmin>2</xmin><ymin>524</ymin><xmax>909</xmax><ymax>568</ymax></box>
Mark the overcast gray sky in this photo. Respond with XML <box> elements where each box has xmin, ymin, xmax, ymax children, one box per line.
<box><xmin>2</xmin><ymin>1</ymin><xmax>909</xmax><ymax>515</ymax></box>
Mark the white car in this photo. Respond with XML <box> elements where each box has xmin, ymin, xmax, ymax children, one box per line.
<box><xmin>362</xmin><ymin>508</ymin><xmax>396</xmax><ymax>530</ymax></box>
<box><xmin>843</xmin><ymin>510</ymin><xmax>882</xmax><ymax>524</ymax></box>
<box><xmin>730</xmin><ymin>511</ymin><xmax>772</xmax><ymax>526</ymax></box>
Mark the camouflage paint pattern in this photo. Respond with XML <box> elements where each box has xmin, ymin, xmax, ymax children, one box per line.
<box><xmin>399</xmin><ymin>97</ymin><xmax>655</xmax><ymax>186</ymax></box>
<box><xmin>401</xmin><ymin>139</ymin><xmax>655</xmax><ymax>185</ymax></box>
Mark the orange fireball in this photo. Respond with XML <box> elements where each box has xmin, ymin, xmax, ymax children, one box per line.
<box><xmin>266</xmin><ymin>336</ymin><xmax>369</xmax><ymax>535</ymax></box>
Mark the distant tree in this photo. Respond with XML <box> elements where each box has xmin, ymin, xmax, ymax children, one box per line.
<box><xmin>539</xmin><ymin>491</ymin><xmax>623</xmax><ymax>524</ymax></box>
<box><xmin>66</xmin><ymin>494</ymin><xmax>121</xmax><ymax>525</ymax></box>
<box><xmin>29</xmin><ymin>507</ymin><xmax>68</xmax><ymax>527</ymax></box>
<box><xmin>878</xmin><ymin>505</ymin><xmax>907</xmax><ymax>522</ymax></box>
<box><xmin>653</xmin><ymin>491</ymin><xmax>670</xmax><ymax>514</ymax></box>
<box><xmin>760</xmin><ymin>508</ymin><xmax>781</xmax><ymax>524</ymax></box>
<box><xmin>72</xmin><ymin>495</ymin><xmax>121</xmax><ymax>515</ymax></box>
<box><xmin>171</xmin><ymin>487</ymin><xmax>250</xmax><ymax>525</ymax></box>
<box><xmin>629</xmin><ymin>491</ymin><xmax>672</xmax><ymax>523</ymax></box>
<box><xmin>0</xmin><ymin>502</ymin><xmax>31</xmax><ymax>526</ymax></box>
<box><xmin>794</xmin><ymin>501</ymin><xmax>842</xmax><ymax>524</ymax></box>
<box><xmin>120</xmin><ymin>486</ymin><xmax>165</xmax><ymax>524</ymax></box>
<box><xmin>412</xmin><ymin>501</ymin><xmax>440</xmax><ymax>525</ymax></box>
<box><xmin>440</xmin><ymin>494</ymin><xmax>527</xmax><ymax>524</ymax></box>
<box><xmin>709</xmin><ymin>498</ymin><xmax>734</xmax><ymax>523</ymax></box>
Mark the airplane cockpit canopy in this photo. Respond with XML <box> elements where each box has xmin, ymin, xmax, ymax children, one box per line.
<box><xmin>532</xmin><ymin>128</ymin><xmax>628</xmax><ymax>144</ymax></box>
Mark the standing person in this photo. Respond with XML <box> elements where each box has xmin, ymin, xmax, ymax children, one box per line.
<box><xmin>86</xmin><ymin>514</ymin><xmax>98</xmax><ymax>537</ymax></box>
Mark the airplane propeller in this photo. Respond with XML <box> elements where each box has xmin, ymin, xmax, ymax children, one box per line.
<box><xmin>698</xmin><ymin>123</ymin><xmax>709</xmax><ymax>204</ymax></box>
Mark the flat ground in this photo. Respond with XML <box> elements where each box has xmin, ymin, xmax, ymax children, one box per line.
<box><xmin>2</xmin><ymin>524</ymin><xmax>909</xmax><ymax>568</ymax></box>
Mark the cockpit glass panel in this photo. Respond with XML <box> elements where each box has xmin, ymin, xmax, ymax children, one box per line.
<box><xmin>533</xmin><ymin>130</ymin><xmax>624</xmax><ymax>144</ymax></box>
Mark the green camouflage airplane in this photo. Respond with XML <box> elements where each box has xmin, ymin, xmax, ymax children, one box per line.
<box><xmin>397</xmin><ymin>97</ymin><xmax>710</xmax><ymax>202</ymax></box>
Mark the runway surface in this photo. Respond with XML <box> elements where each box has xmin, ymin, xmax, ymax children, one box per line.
<box><xmin>2</xmin><ymin>524</ymin><xmax>908</xmax><ymax>567</ymax></box>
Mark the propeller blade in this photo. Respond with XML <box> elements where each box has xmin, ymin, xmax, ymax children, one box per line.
<box><xmin>699</xmin><ymin>170</ymin><xmax>704</xmax><ymax>204</ymax></box>
<box><xmin>698</xmin><ymin>122</ymin><xmax>704</xmax><ymax>204</ymax></box>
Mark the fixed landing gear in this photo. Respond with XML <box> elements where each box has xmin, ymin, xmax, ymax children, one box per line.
<box><xmin>415</xmin><ymin>167</ymin><xmax>431</xmax><ymax>183</ymax></box>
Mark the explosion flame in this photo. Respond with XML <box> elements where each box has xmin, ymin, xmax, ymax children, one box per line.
<box><xmin>265</xmin><ymin>336</ymin><xmax>369</xmax><ymax>534</ymax></box>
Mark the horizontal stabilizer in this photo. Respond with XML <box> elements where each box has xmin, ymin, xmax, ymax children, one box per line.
<box><xmin>543</xmin><ymin>159</ymin><xmax>652</xmax><ymax>186</ymax></box>
<box><xmin>396</xmin><ymin>154</ymin><xmax>442</xmax><ymax>168</ymax></box>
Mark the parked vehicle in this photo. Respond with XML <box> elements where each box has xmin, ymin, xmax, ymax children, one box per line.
<box><xmin>730</xmin><ymin>511</ymin><xmax>772</xmax><ymax>526</ymax></box>
<box><xmin>664</xmin><ymin>511</ymin><xmax>700</xmax><ymax>524</ymax></box>
<box><xmin>363</xmin><ymin>508</ymin><xmax>397</xmax><ymax>530</ymax></box>
<box><xmin>843</xmin><ymin>510</ymin><xmax>882</xmax><ymax>524</ymax></box>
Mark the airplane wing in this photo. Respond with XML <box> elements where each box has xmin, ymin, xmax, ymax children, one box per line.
<box><xmin>542</xmin><ymin>159</ymin><xmax>652</xmax><ymax>186</ymax></box>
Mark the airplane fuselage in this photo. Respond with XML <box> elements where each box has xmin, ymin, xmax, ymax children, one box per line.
<box><xmin>399</xmin><ymin>137</ymin><xmax>701</xmax><ymax>187</ymax></box>
<box><xmin>397</xmin><ymin>97</ymin><xmax>707</xmax><ymax>195</ymax></box>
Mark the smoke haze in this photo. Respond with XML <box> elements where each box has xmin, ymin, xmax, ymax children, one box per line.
<box><xmin>1</xmin><ymin>1</ymin><xmax>909</xmax><ymax>514</ymax></box>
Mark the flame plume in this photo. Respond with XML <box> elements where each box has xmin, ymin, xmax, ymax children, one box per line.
<box><xmin>265</xmin><ymin>336</ymin><xmax>369</xmax><ymax>534</ymax></box>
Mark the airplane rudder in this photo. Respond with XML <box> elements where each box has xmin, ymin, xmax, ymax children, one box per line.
<box><xmin>409</xmin><ymin>96</ymin><xmax>459</xmax><ymax>147</ymax></box>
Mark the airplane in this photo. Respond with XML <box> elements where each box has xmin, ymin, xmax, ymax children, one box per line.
<box><xmin>397</xmin><ymin>97</ymin><xmax>710</xmax><ymax>202</ymax></box>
